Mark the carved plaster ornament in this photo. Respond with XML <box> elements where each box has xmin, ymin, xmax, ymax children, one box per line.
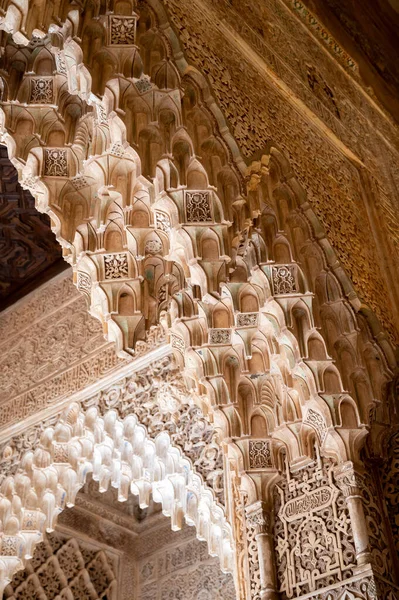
<box><xmin>0</xmin><ymin>0</ymin><xmax>397</xmax><ymax>598</ymax></box>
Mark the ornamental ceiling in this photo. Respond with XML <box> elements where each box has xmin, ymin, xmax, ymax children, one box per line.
<box><xmin>300</xmin><ymin>0</ymin><xmax>399</xmax><ymax>121</ymax></box>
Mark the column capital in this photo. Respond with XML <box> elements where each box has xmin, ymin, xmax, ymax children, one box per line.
<box><xmin>334</xmin><ymin>461</ymin><xmax>364</xmax><ymax>497</ymax></box>
<box><xmin>245</xmin><ymin>501</ymin><xmax>271</xmax><ymax>535</ymax></box>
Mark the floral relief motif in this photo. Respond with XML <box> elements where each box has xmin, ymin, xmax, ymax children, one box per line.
<box><xmin>362</xmin><ymin>467</ymin><xmax>395</xmax><ymax>580</ymax></box>
<box><xmin>109</xmin><ymin>143</ymin><xmax>125</xmax><ymax>157</ymax></box>
<box><xmin>145</xmin><ymin>240</ymin><xmax>162</xmax><ymax>255</ymax></box>
<box><xmin>236</xmin><ymin>313</ymin><xmax>258</xmax><ymax>327</ymax></box>
<box><xmin>249</xmin><ymin>440</ymin><xmax>272</xmax><ymax>468</ymax></box>
<box><xmin>294</xmin><ymin>518</ymin><xmax>339</xmax><ymax>590</ymax></box>
<box><xmin>272</xmin><ymin>265</ymin><xmax>297</xmax><ymax>294</ymax></box>
<box><xmin>0</xmin><ymin>274</ymin><xmax>126</xmax><ymax>429</ymax></box>
<box><xmin>109</xmin><ymin>15</ymin><xmax>136</xmax><ymax>45</ymax></box>
<box><xmin>209</xmin><ymin>329</ymin><xmax>231</xmax><ymax>344</ymax></box>
<box><xmin>155</xmin><ymin>211</ymin><xmax>171</xmax><ymax>233</ymax></box>
<box><xmin>170</xmin><ymin>333</ymin><xmax>185</xmax><ymax>355</ymax></box>
<box><xmin>289</xmin><ymin>0</ymin><xmax>357</xmax><ymax>70</ymax></box>
<box><xmin>135</xmin><ymin>75</ymin><xmax>153</xmax><ymax>94</ymax></box>
<box><xmin>381</xmin><ymin>431</ymin><xmax>399</xmax><ymax>565</ymax></box>
<box><xmin>137</xmin><ymin>533</ymin><xmax>236</xmax><ymax>599</ymax></box>
<box><xmin>77</xmin><ymin>271</ymin><xmax>91</xmax><ymax>298</ymax></box>
<box><xmin>95</xmin><ymin>103</ymin><xmax>108</xmax><ymax>124</ymax></box>
<box><xmin>185</xmin><ymin>191</ymin><xmax>212</xmax><ymax>222</ymax></box>
<box><xmin>71</xmin><ymin>175</ymin><xmax>89</xmax><ymax>190</ymax></box>
<box><xmin>104</xmin><ymin>253</ymin><xmax>129</xmax><ymax>279</ymax></box>
<box><xmin>43</xmin><ymin>149</ymin><xmax>68</xmax><ymax>177</ymax></box>
<box><xmin>303</xmin><ymin>409</ymin><xmax>328</xmax><ymax>444</ymax></box>
<box><xmin>30</xmin><ymin>78</ymin><xmax>53</xmax><ymax>103</ymax></box>
<box><xmin>55</xmin><ymin>51</ymin><xmax>67</xmax><ymax>76</ymax></box>
<box><xmin>245</xmin><ymin>507</ymin><xmax>262</xmax><ymax>600</ymax></box>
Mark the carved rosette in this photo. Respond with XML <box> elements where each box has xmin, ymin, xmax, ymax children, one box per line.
<box><xmin>103</xmin><ymin>253</ymin><xmax>129</xmax><ymax>279</ymax></box>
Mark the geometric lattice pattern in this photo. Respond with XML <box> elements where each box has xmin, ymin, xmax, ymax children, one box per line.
<box><xmin>4</xmin><ymin>532</ymin><xmax>117</xmax><ymax>600</ymax></box>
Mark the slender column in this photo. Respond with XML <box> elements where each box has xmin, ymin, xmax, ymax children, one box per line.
<box><xmin>334</xmin><ymin>461</ymin><xmax>371</xmax><ymax>566</ymax></box>
<box><xmin>245</xmin><ymin>501</ymin><xmax>279</xmax><ymax>600</ymax></box>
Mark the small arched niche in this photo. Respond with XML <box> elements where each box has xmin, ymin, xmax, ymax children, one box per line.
<box><xmin>239</xmin><ymin>287</ymin><xmax>259</xmax><ymax>313</ymax></box>
<box><xmin>118</xmin><ymin>287</ymin><xmax>135</xmax><ymax>316</ymax></box>
<box><xmin>339</xmin><ymin>399</ymin><xmax>359</xmax><ymax>429</ymax></box>
<box><xmin>250</xmin><ymin>413</ymin><xmax>268</xmax><ymax>437</ymax></box>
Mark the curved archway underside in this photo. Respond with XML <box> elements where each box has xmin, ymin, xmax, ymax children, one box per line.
<box><xmin>0</xmin><ymin>402</ymin><xmax>234</xmax><ymax>594</ymax></box>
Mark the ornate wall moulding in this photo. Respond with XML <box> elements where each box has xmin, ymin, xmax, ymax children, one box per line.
<box><xmin>285</xmin><ymin>0</ymin><xmax>357</xmax><ymax>71</ymax></box>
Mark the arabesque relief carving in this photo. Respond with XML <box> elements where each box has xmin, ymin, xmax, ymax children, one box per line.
<box><xmin>0</xmin><ymin>0</ymin><xmax>398</xmax><ymax>598</ymax></box>
<box><xmin>274</xmin><ymin>457</ymin><xmax>355</xmax><ymax>598</ymax></box>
